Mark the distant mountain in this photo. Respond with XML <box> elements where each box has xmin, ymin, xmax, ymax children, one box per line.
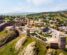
<box><xmin>1</xmin><ymin>12</ymin><xmax>36</xmax><ymax>16</ymax></box>
<box><xmin>27</xmin><ymin>10</ymin><xmax>67</xmax><ymax>16</ymax></box>
<box><xmin>1</xmin><ymin>9</ymin><xmax>67</xmax><ymax>16</ymax></box>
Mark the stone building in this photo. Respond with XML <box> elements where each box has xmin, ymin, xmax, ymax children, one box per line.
<box><xmin>59</xmin><ymin>36</ymin><xmax>66</xmax><ymax>49</ymax></box>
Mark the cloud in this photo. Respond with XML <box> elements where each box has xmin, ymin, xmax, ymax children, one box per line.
<box><xmin>26</xmin><ymin>0</ymin><xmax>53</xmax><ymax>6</ymax></box>
<box><xmin>0</xmin><ymin>6</ymin><xmax>30</xmax><ymax>14</ymax></box>
<box><xmin>0</xmin><ymin>0</ymin><xmax>67</xmax><ymax>14</ymax></box>
<box><xmin>50</xmin><ymin>2</ymin><xmax>67</xmax><ymax>11</ymax></box>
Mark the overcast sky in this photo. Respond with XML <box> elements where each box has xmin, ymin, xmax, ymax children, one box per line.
<box><xmin>0</xmin><ymin>0</ymin><xmax>67</xmax><ymax>14</ymax></box>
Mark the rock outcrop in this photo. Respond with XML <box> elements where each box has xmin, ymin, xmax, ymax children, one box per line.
<box><xmin>18</xmin><ymin>42</ymin><xmax>37</xmax><ymax>55</ymax></box>
<box><xmin>15</xmin><ymin>37</ymin><xmax>27</xmax><ymax>51</ymax></box>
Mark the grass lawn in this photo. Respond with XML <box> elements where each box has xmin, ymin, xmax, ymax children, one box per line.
<box><xmin>0</xmin><ymin>34</ymin><xmax>26</xmax><ymax>55</ymax></box>
<box><xmin>0</xmin><ymin>30</ymin><xmax>16</xmax><ymax>40</ymax></box>
<box><xmin>36</xmin><ymin>40</ymin><xmax>47</xmax><ymax>55</ymax></box>
<box><xmin>0</xmin><ymin>34</ymin><xmax>47</xmax><ymax>55</ymax></box>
